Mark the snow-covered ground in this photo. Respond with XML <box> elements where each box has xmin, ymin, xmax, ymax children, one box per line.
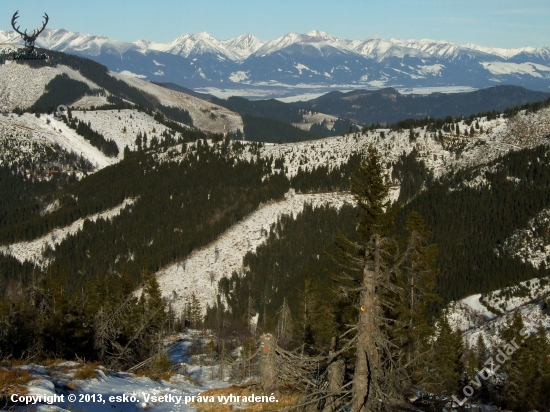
<box><xmin>0</xmin><ymin>111</ymin><xmax>118</xmax><ymax>172</ymax></box>
<box><xmin>291</xmin><ymin>110</ymin><xmax>339</xmax><ymax>132</ymax></box>
<box><xmin>1</xmin><ymin>108</ymin><xmax>190</xmax><ymax>171</ymax></box>
<box><xmin>73</xmin><ymin>109</ymin><xmax>183</xmax><ymax>158</ymax></box>
<box><xmin>152</xmin><ymin>192</ymin><xmax>354</xmax><ymax>315</ymax></box>
<box><xmin>0</xmin><ymin>198</ymin><xmax>136</xmax><ymax>267</ymax></box>
<box><xmin>501</xmin><ymin>207</ymin><xmax>550</xmax><ymax>269</ymax></box>
<box><xmin>6</xmin><ymin>331</ymin><xmax>232</xmax><ymax>412</ymax></box>
<box><xmin>0</xmin><ymin>61</ymin><xmax>61</xmax><ymax>111</ymax></box>
<box><xmin>446</xmin><ymin>276</ymin><xmax>550</xmax><ymax>348</ymax></box>
<box><xmin>0</xmin><ymin>62</ymin><xmax>102</xmax><ymax>112</ymax></box>
<box><xmin>464</xmin><ymin>302</ymin><xmax>550</xmax><ymax>349</ymax></box>
<box><xmin>109</xmin><ymin>72</ymin><xmax>243</xmax><ymax>135</ymax></box>
<box><xmin>253</xmin><ymin>109</ymin><xmax>550</xmax><ymax>183</ymax></box>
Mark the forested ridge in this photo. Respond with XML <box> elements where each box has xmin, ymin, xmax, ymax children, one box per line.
<box><xmin>203</xmin><ymin>145</ymin><xmax>550</xmax><ymax>411</ymax></box>
<box><xmin>399</xmin><ymin>145</ymin><xmax>550</xmax><ymax>301</ymax></box>
<box><xmin>208</xmin><ymin>144</ymin><xmax>550</xmax><ymax>338</ymax></box>
<box><xmin>0</xmin><ymin>139</ymin><xmax>289</xmax><ymax>289</ymax></box>
<box><xmin>296</xmin><ymin>85</ymin><xmax>550</xmax><ymax>125</ymax></box>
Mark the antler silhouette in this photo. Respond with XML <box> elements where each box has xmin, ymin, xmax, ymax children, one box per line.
<box><xmin>11</xmin><ymin>11</ymin><xmax>25</xmax><ymax>37</ymax></box>
<box><xmin>11</xmin><ymin>11</ymin><xmax>49</xmax><ymax>42</ymax></box>
<box><xmin>32</xmin><ymin>13</ymin><xmax>49</xmax><ymax>39</ymax></box>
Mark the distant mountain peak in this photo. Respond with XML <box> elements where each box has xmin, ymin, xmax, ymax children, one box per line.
<box><xmin>222</xmin><ymin>33</ymin><xmax>264</xmax><ymax>60</ymax></box>
<box><xmin>2</xmin><ymin>27</ymin><xmax>549</xmax><ymax>92</ymax></box>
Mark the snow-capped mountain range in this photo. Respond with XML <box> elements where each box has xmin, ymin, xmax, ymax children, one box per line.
<box><xmin>2</xmin><ymin>28</ymin><xmax>550</xmax><ymax>95</ymax></box>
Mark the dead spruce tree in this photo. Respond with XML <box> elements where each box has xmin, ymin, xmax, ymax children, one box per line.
<box><xmin>333</xmin><ymin>145</ymin><xmax>425</xmax><ymax>411</ymax></box>
<box><xmin>231</xmin><ymin>147</ymin><xmax>439</xmax><ymax>411</ymax></box>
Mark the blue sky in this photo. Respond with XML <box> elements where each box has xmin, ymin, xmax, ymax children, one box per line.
<box><xmin>2</xmin><ymin>0</ymin><xmax>550</xmax><ymax>48</ymax></box>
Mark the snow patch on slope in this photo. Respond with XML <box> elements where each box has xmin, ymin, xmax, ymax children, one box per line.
<box><xmin>0</xmin><ymin>62</ymin><xmax>103</xmax><ymax>112</ymax></box>
<box><xmin>108</xmin><ymin>72</ymin><xmax>243</xmax><ymax>134</ymax></box>
<box><xmin>501</xmin><ymin>207</ymin><xmax>550</xmax><ymax>269</ymax></box>
<box><xmin>73</xmin><ymin>109</ymin><xmax>179</xmax><ymax>157</ymax></box>
<box><xmin>447</xmin><ymin>276</ymin><xmax>550</xmax><ymax>348</ymax></box>
<box><xmin>0</xmin><ymin>198</ymin><xmax>136</xmax><ymax>267</ymax></box>
<box><xmin>153</xmin><ymin>193</ymin><xmax>354</xmax><ymax>315</ymax></box>
<box><xmin>229</xmin><ymin>71</ymin><xmax>249</xmax><ymax>82</ymax></box>
<box><xmin>480</xmin><ymin>62</ymin><xmax>550</xmax><ymax>78</ymax></box>
<box><xmin>0</xmin><ymin>112</ymin><xmax>116</xmax><ymax>170</ymax></box>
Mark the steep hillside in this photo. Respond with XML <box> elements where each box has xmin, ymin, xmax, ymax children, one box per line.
<box><xmin>0</xmin><ymin>52</ymin><xmax>243</xmax><ymax>135</ymax></box>
<box><xmin>0</xmin><ymin>60</ymin><xmax>101</xmax><ymax>111</ymax></box>
<box><xmin>108</xmin><ymin>71</ymin><xmax>242</xmax><ymax>134</ymax></box>
<box><xmin>447</xmin><ymin>276</ymin><xmax>550</xmax><ymax>349</ymax></box>
<box><xmin>0</xmin><ymin>111</ymin><xmax>118</xmax><ymax>171</ymax></box>
<box><xmin>150</xmin><ymin>192</ymin><xmax>354</xmax><ymax>316</ymax></box>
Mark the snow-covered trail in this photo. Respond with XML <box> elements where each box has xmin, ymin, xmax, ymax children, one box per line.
<box><xmin>0</xmin><ymin>198</ymin><xmax>136</xmax><ymax>266</ymax></box>
<box><xmin>13</xmin><ymin>332</ymin><xmax>231</xmax><ymax>412</ymax></box>
<box><xmin>154</xmin><ymin>192</ymin><xmax>355</xmax><ymax>315</ymax></box>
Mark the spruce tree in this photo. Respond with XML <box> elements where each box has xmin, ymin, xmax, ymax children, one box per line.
<box><xmin>430</xmin><ymin>315</ymin><xmax>463</xmax><ymax>396</ymax></box>
<box><xmin>532</xmin><ymin>324</ymin><xmax>550</xmax><ymax>409</ymax></box>
<box><xmin>498</xmin><ymin>311</ymin><xmax>531</xmax><ymax>410</ymax></box>
<box><xmin>334</xmin><ymin>145</ymin><xmax>405</xmax><ymax>411</ymax></box>
<box><xmin>393</xmin><ymin>211</ymin><xmax>440</xmax><ymax>386</ymax></box>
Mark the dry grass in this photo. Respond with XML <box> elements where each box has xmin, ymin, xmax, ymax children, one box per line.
<box><xmin>63</xmin><ymin>381</ymin><xmax>82</xmax><ymax>391</ymax></box>
<box><xmin>42</xmin><ymin>358</ymin><xmax>69</xmax><ymax>367</ymax></box>
<box><xmin>135</xmin><ymin>368</ymin><xmax>175</xmax><ymax>382</ymax></box>
<box><xmin>135</xmin><ymin>354</ymin><xmax>175</xmax><ymax>382</ymax></box>
<box><xmin>191</xmin><ymin>386</ymin><xmax>300</xmax><ymax>412</ymax></box>
<box><xmin>73</xmin><ymin>362</ymin><xmax>101</xmax><ymax>380</ymax></box>
<box><xmin>0</xmin><ymin>358</ymin><xmax>28</xmax><ymax>367</ymax></box>
<box><xmin>0</xmin><ymin>367</ymin><xmax>31</xmax><ymax>402</ymax></box>
<box><xmin>183</xmin><ymin>374</ymin><xmax>201</xmax><ymax>386</ymax></box>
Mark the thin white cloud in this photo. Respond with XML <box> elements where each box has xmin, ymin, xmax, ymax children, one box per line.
<box><xmin>494</xmin><ymin>7</ymin><xmax>550</xmax><ymax>15</ymax></box>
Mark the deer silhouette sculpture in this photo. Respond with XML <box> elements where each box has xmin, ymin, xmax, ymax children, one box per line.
<box><xmin>11</xmin><ymin>11</ymin><xmax>49</xmax><ymax>56</ymax></box>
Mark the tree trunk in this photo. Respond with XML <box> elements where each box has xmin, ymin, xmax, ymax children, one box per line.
<box><xmin>322</xmin><ymin>357</ymin><xmax>345</xmax><ymax>412</ymax></box>
<box><xmin>259</xmin><ymin>333</ymin><xmax>278</xmax><ymax>393</ymax></box>
<box><xmin>352</xmin><ymin>234</ymin><xmax>381</xmax><ymax>412</ymax></box>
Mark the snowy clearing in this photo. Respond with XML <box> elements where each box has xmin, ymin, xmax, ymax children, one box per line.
<box><xmin>152</xmin><ymin>192</ymin><xmax>354</xmax><ymax>316</ymax></box>
<box><xmin>446</xmin><ymin>276</ymin><xmax>550</xmax><ymax>348</ymax></box>
<box><xmin>108</xmin><ymin>72</ymin><xmax>243</xmax><ymax>134</ymax></box>
<box><xmin>0</xmin><ymin>112</ymin><xmax>117</xmax><ymax>171</ymax></box>
<box><xmin>0</xmin><ymin>198</ymin><xmax>136</xmax><ymax>267</ymax></box>
<box><xmin>501</xmin><ymin>207</ymin><xmax>550</xmax><ymax>269</ymax></box>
